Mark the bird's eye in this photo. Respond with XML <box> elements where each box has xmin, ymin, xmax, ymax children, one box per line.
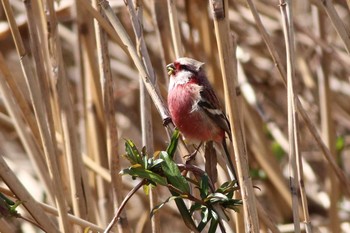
<box><xmin>179</xmin><ymin>64</ymin><xmax>189</xmax><ymax>71</ymax></box>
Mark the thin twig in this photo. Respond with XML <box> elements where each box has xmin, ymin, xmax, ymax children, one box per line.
<box><xmin>104</xmin><ymin>180</ymin><xmax>147</xmax><ymax>233</ymax></box>
<box><xmin>313</xmin><ymin>5</ymin><xmax>339</xmax><ymax>233</ymax></box>
<box><xmin>209</xmin><ymin>0</ymin><xmax>259</xmax><ymax>232</ymax></box>
<box><xmin>279</xmin><ymin>1</ymin><xmax>301</xmax><ymax>232</ymax></box>
<box><xmin>0</xmin><ymin>155</ymin><xmax>59</xmax><ymax>232</ymax></box>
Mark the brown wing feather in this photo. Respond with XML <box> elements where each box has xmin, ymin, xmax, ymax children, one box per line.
<box><xmin>198</xmin><ymin>88</ymin><xmax>232</xmax><ymax>140</ymax></box>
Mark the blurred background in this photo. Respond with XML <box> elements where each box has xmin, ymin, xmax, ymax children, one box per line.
<box><xmin>0</xmin><ymin>0</ymin><xmax>350</xmax><ymax>232</ymax></box>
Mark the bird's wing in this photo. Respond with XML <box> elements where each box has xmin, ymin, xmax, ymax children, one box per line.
<box><xmin>198</xmin><ymin>88</ymin><xmax>232</xmax><ymax>140</ymax></box>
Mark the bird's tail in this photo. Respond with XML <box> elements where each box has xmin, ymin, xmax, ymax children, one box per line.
<box><xmin>222</xmin><ymin>139</ymin><xmax>238</xmax><ymax>184</ymax></box>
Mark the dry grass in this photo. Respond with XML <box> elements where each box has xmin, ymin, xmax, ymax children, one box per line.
<box><xmin>0</xmin><ymin>0</ymin><xmax>350</xmax><ymax>232</ymax></box>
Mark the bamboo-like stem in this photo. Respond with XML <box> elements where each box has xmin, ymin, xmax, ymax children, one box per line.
<box><xmin>150</xmin><ymin>0</ymin><xmax>169</xmax><ymax>85</ymax></box>
<box><xmin>245</xmin><ymin>0</ymin><xmax>350</xmax><ymax>196</ymax></box>
<box><xmin>125</xmin><ymin>1</ymin><xmax>159</xmax><ymax>232</ymax></box>
<box><xmin>238</xmin><ymin>60</ymin><xmax>293</xmax><ymax>212</ymax></box>
<box><xmin>0</xmin><ymin>219</ymin><xmax>14</xmax><ymax>233</ymax></box>
<box><xmin>75</xmin><ymin>0</ymin><xmax>128</xmax><ymax>55</ymax></box>
<box><xmin>93</xmin><ymin>1</ymin><xmax>129</xmax><ymax>232</ymax></box>
<box><xmin>314</xmin><ymin>0</ymin><xmax>350</xmax><ymax>53</ymax></box>
<box><xmin>0</xmin><ymin>53</ymin><xmax>53</xmax><ymax>199</ymax></box>
<box><xmin>0</xmin><ymin>186</ymin><xmax>108</xmax><ymax>233</ymax></box>
<box><xmin>209</xmin><ymin>0</ymin><xmax>259</xmax><ymax>232</ymax></box>
<box><xmin>100</xmin><ymin>0</ymin><xmax>170</xmax><ymax>123</ymax></box>
<box><xmin>0</xmin><ymin>155</ymin><xmax>59</xmax><ymax>232</ymax></box>
<box><xmin>256</xmin><ymin>201</ymin><xmax>281</xmax><ymax>233</ymax></box>
<box><xmin>279</xmin><ymin>1</ymin><xmax>301</xmax><ymax>232</ymax></box>
<box><xmin>46</xmin><ymin>0</ymin><xmax>88</xmax><ymax>219</ymax></box>
<box><xmin>167</xmin><ymin>0</ymin><xmax>183</xmax><ymax>57</ymax></box>
<box><xmin>152</xmin><ymin>0</ymin><xmax>174</xmax><ymax>64</ymax></box>
<box><xmin>312</xmin><ymin>6</ymin><xmax>339</xmax><ymax>233</ymax></box>
<box><xmin>3</xmin><ymin>0</ymin><xmax>70</xmax><ymax>231</ymax></box>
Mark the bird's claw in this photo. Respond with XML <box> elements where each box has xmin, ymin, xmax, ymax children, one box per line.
<box><xmin>162</xmin><ymin>117</ymin><xmax>172</xmax><ymax>126</ymax></box>
<box><xmin>184</xmin><ymin>150</ymin><xmax>198</xmax><ymax>163</ymax></box>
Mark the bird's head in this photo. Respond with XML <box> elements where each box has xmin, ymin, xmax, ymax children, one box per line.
<box><xmin>167</xmin><ymin>57</ymin><xmax>204</xmax><ymax>76</ymax></box>
<box><xmin>167</xmin><ymin>57</ymin><xmax>205</xmax><ymax>89</ymax></box>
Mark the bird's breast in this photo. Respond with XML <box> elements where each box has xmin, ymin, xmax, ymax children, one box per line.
<box><xmin>167</xmin><ymin>84</ymin><xmax>223</xmax><ymax>142</ymax></box>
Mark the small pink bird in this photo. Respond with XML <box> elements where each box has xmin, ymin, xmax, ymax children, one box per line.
<box><xmin>167</xmin><ymin>57</ymin><xmax>237</xmax><ymax>180</ymax></box>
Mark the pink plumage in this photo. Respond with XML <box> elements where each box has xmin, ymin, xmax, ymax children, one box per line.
<box><xmin>166</xmin><ymin>57</ymin><xmax>237</xmax><ymax>181</ymax></box>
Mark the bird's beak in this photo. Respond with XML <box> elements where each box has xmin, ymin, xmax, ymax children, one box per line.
<box><xmin>166</xmin><ymin>63</ymin><xmax>175</xmax><ymax>76</ymax></box>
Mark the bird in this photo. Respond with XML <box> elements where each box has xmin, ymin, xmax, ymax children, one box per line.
<box><xmin>166</xmin><ymin>57</ymin><xmax>237</xmax><ymax>181</ymax></box>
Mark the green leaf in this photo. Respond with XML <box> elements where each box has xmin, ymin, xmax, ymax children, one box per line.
<box><xmin>160</xmin><ymin>151</ymin><xmax>189</xmax><ymax>193</ymax></box>
<box><xmin>150</xmin><ymin>159</ymin><xmax>163</xmax><ymax>169</ymax></box>
<box><xmin>166</xmin><ymin>129</ymin><xmax>180</xmax><ymax>159</ymax></box>
<box><xmin>336</xmin><ymin>136</ymin><xmax>345</xmax><ymax>153</ymax></box>
<box><xmin>197</xmin><ymin>207</ymin><xmax>210</xmax><ymax>231</ymax></box>
<box><xmin>124</xmin><ymin>140</ymin><xmax>143</xmax><ymax>165</ymax></box>
<box><xmin>199</xmin><ymin>175</ymin><xmax>209</xmax><ymax>199</ymax></box>
<box><xmin>0</xmin><ymin>193</ymin><xmax>14</xmax><ymax>205</ymax></box>
<box><xmin>271</xmin><ymin>141</ymin><xmax>285</xmax><ymax>161</ymax></box>
<box><xmin>208</xmin><ymin>217</ymin><xmax>218</xmax><ymax>233</ymax></box>
<box><xmin>206</xmin><ymin>193</ymin><xmax>229</xmax><ymax>204</ymax></box>
<box><xmin>0</xmin><ymin>194</ymin><xmax>20</xmax><ymax>219</ymax></box>
<box><xmin>201</xmin><ymin>206</ymin><xmax>209</xmax><ymax>223</ymax></box>
<box><xmin>189</xmin><ymin>202</ymin><xmax>202</xmax><ymax>214</ymax></box>
<box><xmin>121</xmin><ymin>167</ymin><xmax>167</xmax><ymax>186</ymax></box>
<box><xmin>171</xmin><ymin>193</ymin><xmax>198</xmax><ymax>232</ymax></box>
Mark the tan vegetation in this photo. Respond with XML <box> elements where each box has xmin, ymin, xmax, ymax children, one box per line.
<box><xmin>0</xmin><ymin>0</ymin><xmax>350</xmax><ymax>232</ymax></box>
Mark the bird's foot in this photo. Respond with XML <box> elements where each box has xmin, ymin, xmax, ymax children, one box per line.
<box><xmin>162</xmin><ymin>117</ymin><xmax>172</xmax><ymax>126</ymax></box>
<box><xmin>184</xmin><ymin>150</ymin><xmax>198</xmax><ymax>163</ymax></box>
<box><xmin>184</xmin><ymin>142</ymin><xmax>203</xmax><ymax>163</ymax></box>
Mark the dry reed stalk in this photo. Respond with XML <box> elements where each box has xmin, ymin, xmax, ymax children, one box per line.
<box><xmin>46</xmin><ymin>0</ymin><xmax>89</xmax><ymax>220</ymax></box>
<box><xmin>0</xmin><ymin>185</ymin><xmax>107</xmax><ymax>232</ymax></box>
<box><xmin>75</xmin><ymin>0</ymin><xmax>128</xmax><ymax>55</ymax></box>
<box><xmin>125</xmin><ymin>1</ymin><xmax>159</xmax><ymax>232</ymax></box>
<box><xmin>98</xmin><ymin>1</ymin><xmax>168</xmax><ymax>231</ymax></box>
<box><xmin>0</xmin><ymin>155</ymin><xmax>59</xmax><ymax>232</ymax></box>
<box><xmin>3</xmin><ymin>0</ymin><xmax>70</xmax><ymax>231</ymax></box>
<box><xmin>0</xmin><ymin>219</ymin><xmax>14</xmax><ymax>233</ymax></box>
<box><xmin>149</xmin><ymin>0</ymin><xmax>169</xmax><ymax>85</ymax></box>
<box><xmin>313</xmin><ymin>0</ymin><xmax>350</xmax><ymax>53</ymax></box>
<box><xmin>313</xmin><ymin>5</ymin><xmax>339</xmax><ymax>233</ymax></box>
<box><xmin>74</xmin><ymin>1</ymin><xmax>111</xmax><ymax>225</ymax></box>
<box><xmin>0</xmin><ymin>53</ymin><xmax>53</xmax><ymax>199</ymax></box>
<box><xmin>93</xmin><ymin>1</ymin><xmax>130</xmax><ymax>232</ymax></box>
<box><xmin>238</xmin><ymin>59</ymin><xmax>293</xmax><ymax>212</ymax></box>
<box><xmin>167</xmin><ymin>0</ymin><xmax>183</xmax><ymax>58</ymax></box>
<box><xmin>279</xmin><ymin>1</ymin><xmax>301</xmax><ymax>232</ymax></box>
<box><xmin>1</xmin><ymin>0</ymin><xmax>350</xmax><ymax>232</ymax></box>
<box><xmin>0</xmin><ymin>53</ymin><xmax>40</xmax><ymax>146</ymax></box>
<box><xmin>245</xmin><ymin>0</ymin><xmax>350</xmax><ymax>196</ymax></box>
<box><xmin>245</xmin><ymin>105</ymin><xmax>292</xmax><ymax>208</ymax></box>
<box><xmin>100</xmin><ymin>1</ymin><xmax>170</xmax><ymax>123</ymax></box>
<box><xmin>83</xmin><ymin>154</ymin><xmax>112</xmax><ymax>182</ymax></box>
<box><xmin>152</xmin><ymin>0</ymin><xmax>174</xmax><ymax>65</ymax></box>
<box><xmin>209</xmin><ymin>0</ymin><xmax>259</xmax><ymax>232</ymax></box>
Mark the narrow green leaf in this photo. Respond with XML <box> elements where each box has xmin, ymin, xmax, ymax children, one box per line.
<box><xmin>0</xmin><ymin>193</ymin><xmax>14</xmax><ymax>205</ymax></box>
<box><xmin>208</xmin><ymin>218</ymin><xmax>218</xmax><ymax>233</ymax></box>
<box><xmin>171</xmin><ymin>192</ymin><xmax>199</xmax><ymax>232</ymax></box>
<box><xmin>125</xmin><ymin>140</ymin><xmax>143</xmax><ymax>165</ymax></box>
<box><xmin>206</xmin><ymin>193</ymin><xmax>229</xmax><ymax>204</ymax></box>
<box><xmin>166</xmin><ymin>129</ymin><xmax>180</xmax><ymax>159</ymax></box>
<box><xmin>189</xmin><ymin>202</ymin><xmax>202</xmax><ymax>214</ymax></box>
<box><xmin>160</xmin><ymin>151</ymin><xmax>189</xmax><ymax>193</ymax></box>
<box><xmin>121</xmin><ymin>167</ymin><xmax>167</xmax><ymax>186</ymax></box>
<box><xmin>201</xmin><ymin>206</ymin><xmax>209</xmax><ymax>223</ymax></box>
<box><xmin>199</xmin><ymin>175</ymin><xmax>209</xmax><ymax>199</ymax></box>
<box><xmin>336</xmin><ymin>136</ymin><xmax>345</xmax><ymax>152</ymax></box>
